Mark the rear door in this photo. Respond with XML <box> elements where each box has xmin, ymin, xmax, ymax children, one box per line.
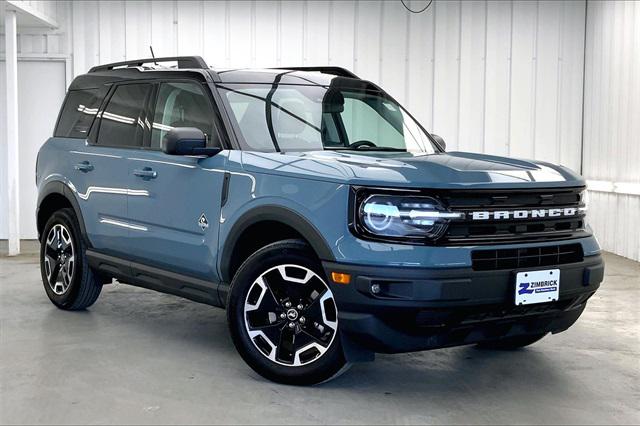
<box><xmin>69</xmin><ymin>83</ymin><xmax>152</xmax><ymax>256</ymax></box>
<box><xmin>125</xmin><ymin>80</ymin><xmax>227</xmax><ymax>281</ymax></box>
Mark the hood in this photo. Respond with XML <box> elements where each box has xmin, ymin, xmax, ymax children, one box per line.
<box><xmin>240</xmin><ymin>150</ymin><xmax>585</xmax><ymax>189</ymax></box>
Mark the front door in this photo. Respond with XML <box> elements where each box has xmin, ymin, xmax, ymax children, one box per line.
<box><xmin>125</xmin><ymin>81</ymin><xmax>226</xmax><ymax>282</ymax></box>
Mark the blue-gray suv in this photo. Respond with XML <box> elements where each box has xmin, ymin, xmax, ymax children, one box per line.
<box><xmin>36</xmin><ymin>56</ymin><xmax>604</xmax><ymax>385</ymax></box>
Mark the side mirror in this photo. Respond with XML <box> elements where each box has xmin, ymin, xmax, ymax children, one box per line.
<box><xmin>162</xmin><ymin>127</ymin><xmax>221</xmax><ymax>156</ymax></box>
<box><xmin>431</xmin><ymin>133</ymin><xmax>446</xmax><ymax>151</ymax></box>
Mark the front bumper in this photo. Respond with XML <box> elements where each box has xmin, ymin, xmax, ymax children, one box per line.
<box><xmin>323</xmin><ymin>253</ymin><xmax>604</xmax><ymax>354</ymax></box>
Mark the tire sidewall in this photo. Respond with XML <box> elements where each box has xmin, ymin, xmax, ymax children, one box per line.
<box><xmin>227</xmin><ymin>241</ymin><xmax>346</xmax><ymax>385</ymax></box>
<box><xmin>40</xmin><ymin>209</ymin><xmax>87</xmax><ymax>309</ymax></box>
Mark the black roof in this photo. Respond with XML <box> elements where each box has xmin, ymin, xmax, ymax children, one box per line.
<box><xmin>69</xmin><ymin>56</ymin><xmax>364</xmax><ymax>91</ymax></box>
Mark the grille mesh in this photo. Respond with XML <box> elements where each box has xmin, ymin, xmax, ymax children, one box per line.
<box><xmin>471</xmin><ymin>243</ymin><xmax>584</xmax><ymax>271</ymax></box>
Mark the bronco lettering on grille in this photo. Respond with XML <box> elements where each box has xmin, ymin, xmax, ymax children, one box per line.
<box><xmin>470</xmin><ymin>207</ymin><xmax>583</xmax><ymax>220</ymax></box>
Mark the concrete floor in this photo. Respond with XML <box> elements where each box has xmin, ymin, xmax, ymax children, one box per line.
<box><xmin>1</xmin><ymin>248</ymin><xmax>638</xmax><ymax>425</ymax></box>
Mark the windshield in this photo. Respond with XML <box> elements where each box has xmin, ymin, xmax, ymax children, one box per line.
<box><xmin>218</xmin><ymin>83</ymin><xmax>439</xmax><ymax>153</ymax></box>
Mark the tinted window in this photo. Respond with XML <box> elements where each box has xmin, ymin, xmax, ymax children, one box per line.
<box><xmin>97</xmin><ymin>83</ymin><xmax>152</xmax><ymax>148</ymax></box>
<box><xmin>54</xmin><ymin>89</ymin><xmax>101</xmax><ymax>138</ymax></box>
<box><xmin>340</xmin><ymin>96</ymin><xmax>406</xmax><ymax>149</ymax></box>
<box><xmin>151</xmin><ymin>82</ymin><xmax>217</xmax><ymax>148</ymax></box>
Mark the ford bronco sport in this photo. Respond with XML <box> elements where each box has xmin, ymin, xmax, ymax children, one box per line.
<box><xmin>36</xmin><ymin>56</ymin><xmax>604</xmax><ymax>385</ymax></box>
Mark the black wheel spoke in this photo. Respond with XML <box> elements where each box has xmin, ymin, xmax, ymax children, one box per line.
<box><xmin>246</xmin><ymin>310</ymin><xmax>284</xmax><ymax>330</ymax></box>
<box><xmin>262</xmin><ymin>271</ymin><xmax>291</xmax><ymax>303</ymax></box>
<box><xmin>302</xmin><ymin>286</ymin><xmax>327</xmax><ymax>313</ymax></box>
<box><xmin>276</xmin><ymin>327</ymin><xmax>296</xmax><ymax>363</ymax></box>
<box><xmin>301</xmin><ymin>321</ymin><xmax>333</xmax><ymax>346</ymax></box>
<box><xmin>259</xmin><ymin>323</ymin><xmax>284</xmax><ymax>346</ymax></box>
<box><xmin>48</xmin><ymin>262</ymin><xmax>61</xmax><ymax>287</ymax></box>
<box><xmin>45</xmin><ymin>243</ymin><xmax>58</xmax><ymax>258</ymax></box>
<box><xmin>258</xmin><ymin>280</ymin><xmax>282</xmax><ymax>313</ymax></box>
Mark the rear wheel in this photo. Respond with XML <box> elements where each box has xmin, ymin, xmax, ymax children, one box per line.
<box><xmin>476</xmin><ymin>332</ymin><xmax>547</xmax><ymax>350</ymax></box>
<box><xmin>227</xmin><ymin>240</ymin><xmax>348</xmax><ymax>385</ymax></box>
<box><xmin>40</xmin><ymin>208</ymin><xmax>102</xmax><ymax>310</ymax></box>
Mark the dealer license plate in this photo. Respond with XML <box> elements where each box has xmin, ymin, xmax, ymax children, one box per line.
<box><xmin>515</xmin><ymin>269</ymin><xmax>560</xmax><ymax>305</ymax></box>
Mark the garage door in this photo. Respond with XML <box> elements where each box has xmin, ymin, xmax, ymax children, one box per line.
<box><xmin>0</xmin><ymin>59</ymin><xmax>66</xmax><ymax>239</ymax></box>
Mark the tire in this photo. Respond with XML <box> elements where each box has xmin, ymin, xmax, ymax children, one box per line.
<box><xmin>476</xmin><ymin>332</ymin><xmax>547</xmax><ymax>350</ymax></box>
<box><xmin>227</xmin><ymin>239</ymin><xmax>347</xmax><ymax>385</ymax></box>
<box><xmin>40</xmin><ymin>208</ymin><xmax>102</xmax><ymax>310</ymax></box>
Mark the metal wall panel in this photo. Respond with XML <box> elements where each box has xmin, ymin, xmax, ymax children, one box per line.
<box><xmin>583</xmin><ymin>0</ymin><xmax>640</xmax><ymax>261</ymax></box>
<box><xmin>0</xmin><ymin>60</ymin><xmax>67</xmax><ymax>239</ymax></box>
<box><xmin>5</xmin><ymin>0</ymin><xmax>638</xmax><ymax>263</ymax></box>
<box><xmin>0</xmin><ymin>0</ymin><xmax>67</xmax><ymax>55</ymax></box>
<box><xmin>64</xmin><ymin>0</ymin><xmax>586</xmax><ymax>171</ymax></box>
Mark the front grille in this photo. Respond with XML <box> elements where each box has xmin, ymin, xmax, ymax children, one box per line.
<box><xmin>440</xmin><ymin>187</ymin><xmax>588</xmax><ymax>245</ymax></box>
<box><xmin>471</xmin><ymin>243</ymin><xmax>584</xmax><ymax>271</ymax></box>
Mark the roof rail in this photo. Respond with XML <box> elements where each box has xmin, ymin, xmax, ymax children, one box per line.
<box><xmin>89</xmin><ymin>56</ymin><xmax>209</xmax><ymax>73</ymax></box>
<box><xmin>272</xmin><ymin>66</ymin><xmax>359</xmax><ymax>79</ymax></box>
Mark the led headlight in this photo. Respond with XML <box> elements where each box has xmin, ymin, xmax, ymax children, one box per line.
<box><xmin>358</xmin><ymin>194</ymin><xmax>464</xmax><ymax>240</ymax></box>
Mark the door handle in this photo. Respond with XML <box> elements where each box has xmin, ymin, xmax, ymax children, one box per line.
<box><xmin>133</xmin><ymin>167</ymin><xmax>158</xmax><ymax>180</ymax></box>
<box><xmin>74</xmin><ymin>161</ymin><xmax>94</xmax><ymax>173</ymax></box>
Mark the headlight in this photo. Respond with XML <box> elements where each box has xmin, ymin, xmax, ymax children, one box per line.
<box><xmin>358</xmin><ymin>194</ymin><xmax>464</xmax><ymax>240</ymax></box>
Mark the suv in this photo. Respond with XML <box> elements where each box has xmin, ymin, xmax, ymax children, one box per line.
<box><xmin>36</xmin><ymin>56</ymin><xmax>604</xmax><ymax>385</ymax></box>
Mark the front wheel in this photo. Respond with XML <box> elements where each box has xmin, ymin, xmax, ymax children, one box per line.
<box><xmin>227</xmin><ymin>240</ymin><xmax>348</xmax><ymax>385</ymax></box>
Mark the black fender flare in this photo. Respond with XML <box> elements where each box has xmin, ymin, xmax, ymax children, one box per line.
<box><xmin>219</xmin><ymin>205</ymin><xmax>335</xmax><ymax>283</ymax></box>
<box><xmin>37</xmin><ymin>181</ymin><xmax>89</xmax><ymax>245</ymax></box>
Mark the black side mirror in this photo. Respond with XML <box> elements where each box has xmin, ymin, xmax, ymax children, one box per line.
<box><xmin>431</xmin><ymin>133</ymin><xmax>446</xmax><ymax>151</ymax></box>
<box><xmin>162</xmin><ymin>127</ymin><xmax>221</xmax><ymax>156</ymax></box>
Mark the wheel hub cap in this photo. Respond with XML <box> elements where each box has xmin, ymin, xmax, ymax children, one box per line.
<box><xmin>286</xmin><ymin>309</ymin><xmax>299</xmax><ymax>321</ymax></box>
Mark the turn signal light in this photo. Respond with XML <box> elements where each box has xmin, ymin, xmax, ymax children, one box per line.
<box><xmin>331</xmin><ymin>272</ymin><xmax>351</xmax><ymax>285</ymax></box>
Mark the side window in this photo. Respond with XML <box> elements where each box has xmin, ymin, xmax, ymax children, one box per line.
<box><xmin>97</xmin><ymin>83</ymin><xmax>152</xmax><ymax>148</ymax></box>
<box><xmin>54</xmin><ymin>89</ymin><xmax>101</xmax><ymax>138</ymax></box>
<box><xmin>151</xmin><ymin>82</ymin><xmax>217</xmax><ymax>149</ymax></box>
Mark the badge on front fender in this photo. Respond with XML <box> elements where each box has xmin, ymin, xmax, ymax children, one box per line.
<box><xmin>198</xmin><ymin>213</ymin><xmax>209</xmax><ymax>231</ymax></box>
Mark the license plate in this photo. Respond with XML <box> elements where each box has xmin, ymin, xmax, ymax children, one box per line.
<box><xmin>515</xmin><ymin>269</ymin><xmax>560</xmax><ymax>305</ymax></box>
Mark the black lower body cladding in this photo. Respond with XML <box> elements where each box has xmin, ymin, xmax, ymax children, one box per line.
<box><xmin>323</xmin><ymin>254</ymin><xmax>604</xmax><ymax>354</ymax></box>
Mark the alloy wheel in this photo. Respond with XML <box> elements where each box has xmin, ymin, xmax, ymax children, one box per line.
<box><xmin>243</xmin><ymin>264</ymin><xmax>338</xmax><ymax>367</ymax></box>
<box><xmin>43</xmin><ymin>224</ymin><xmax>75</xmax><ymax>296</ymax></box>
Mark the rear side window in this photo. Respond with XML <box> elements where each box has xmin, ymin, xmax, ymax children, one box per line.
<box><xmin>97</xmin><ymin>83</ymin><xmax>152</xmax><ymax>148</ymax></box>
<box><xmin>150</xmin><ymin>82</ymin><xmax>217</xmax><ymax>149</ymax></box>
<box><xmin>54</xmin><ymin>89</ymin><xmax>101</xmax><ymax>138</ymax></box>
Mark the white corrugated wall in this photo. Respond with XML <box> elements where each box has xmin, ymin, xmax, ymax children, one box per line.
<box><xmin>582</xmin><ymin>0</ymin><xmax>640</xmax><ymax>261</ymax></box>
<box><xmin>65</xmin><ymin>0</ymin><xmax>587</xmax><ymax>172</ymax></box>
<box><xmin>1</xmin><ymin>0</ymin><xmax>638</xmax><ymax>262</ymax></box>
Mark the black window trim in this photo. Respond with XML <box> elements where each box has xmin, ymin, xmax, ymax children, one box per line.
<box><xmin>89</xmin><ymin>77</ymin><xmax>231</xmax><ymax>152</ymax></box>
<box><xmin>144</xmin><ymin>79</ymin><xmax>226</xmax><ymax>151</ymax></box>
<box><xmin>53</xmin><ymin>88</ymin><xmax>103</xmax><ymax>139</ymax></box>
<box><xmin>91</xmin><ymin>80</ymin><xmax>155</xmax><ymax>151</ymax></box>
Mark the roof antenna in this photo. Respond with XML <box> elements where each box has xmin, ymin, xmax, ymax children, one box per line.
<box><xmin>149</xmin><ymin>46</ymin><xmax>158</xmax><ymax>65</ymax></box>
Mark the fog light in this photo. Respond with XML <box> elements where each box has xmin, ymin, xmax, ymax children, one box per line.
<box><xmin>331</xmin><ymin>272</ymin><xmax>351</xmax><ymax>284</ymax></box>
<box><xmin>371</xmin><ymin>283</ymin><xmax>381</xmax><ymax>294</ymax></box>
